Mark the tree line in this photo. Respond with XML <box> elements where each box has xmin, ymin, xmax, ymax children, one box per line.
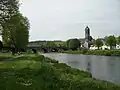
<box><xmin>95</xmin><ymin>35</ymin><xmax>120</xmax><ymax>50</ymax></box>
<box><xmin>34</xmin><ymin>35</ymin><xmax>120</xmax><ymax>52</ymax></box>
<box><xmin>67</xmin><ymin>35</ymin><xmax>120</xmax><ymax>50</ymax></box>
<box><xmin>0</xmin><ymin>0</ymin><xmax>30</xmax><ymax>54</ymax></box>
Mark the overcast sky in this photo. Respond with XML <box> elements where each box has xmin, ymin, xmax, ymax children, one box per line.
<box><xmin>19</xmin><ymin>0</ymin><xmax>120</xmax><ymax>41</ymax></box>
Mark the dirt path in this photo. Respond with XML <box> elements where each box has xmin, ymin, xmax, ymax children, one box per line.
<box><xmin>0</xmin><ymin>55</ymin><xmax>24</xmax><ymax>62</ymax></box>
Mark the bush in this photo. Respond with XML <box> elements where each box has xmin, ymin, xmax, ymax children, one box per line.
<box><xmin>82</xmin><ymin>49</ymin><xmax>88</xmax><ymax>54</ymax></box>
<box><xmin>103</xmin><ymin>51</ymin><xmax>112</xmax><ymax>56</ymax></box>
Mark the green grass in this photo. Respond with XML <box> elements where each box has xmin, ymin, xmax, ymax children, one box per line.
<box><xmin>0</xmin><ymin>53</ymin><xmax>14</xmax><ymax>61</ymax></box>
<box><xmin>0</xmin><ymin>54</ymin><xmax>120</xmax><ymax>90</ymax></box>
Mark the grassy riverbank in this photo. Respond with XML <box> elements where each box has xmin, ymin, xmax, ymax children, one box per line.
<box><xmin>0</xmin><ymin>53</ymin><xmax>14</xmax><ymax>61</ymax></box>
<box><xmin>0</xmin><ymin>54</ymin><xmax>120</xmax><ymax>90</ymax></box>
<box><xmin>62</xmin><ymin>50</ymin><xmax>120</xmax><ymax>56</ymax></box>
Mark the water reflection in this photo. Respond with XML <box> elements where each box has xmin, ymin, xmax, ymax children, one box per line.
<box><xmin>43</xmin><ymin>53</ymin><xmax>120</xmax><ymax>84</ymax></box>
<box><xmin>107</xmin><ymin>58</ymin><xmax>120</xmax><ymax>84</ymax></box>
<box><xmin>85</xmin><ymin>56</ymin><xmax>92</xmax><ymax>73</ymax></box>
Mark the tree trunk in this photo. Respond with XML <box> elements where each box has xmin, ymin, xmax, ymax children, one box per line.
<box><xmin>98</xmin><ymin>46</ymin><xmax>100</xmax><ymax>50</ymax></box>
<box><xmin>110</xmin><ymin>46</ymin><xmax>112</xmax><ymax>50</ymax></box>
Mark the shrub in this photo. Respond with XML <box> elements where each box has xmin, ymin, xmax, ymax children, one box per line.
<box><xmin>82</xmin><ymin>49</ymin><xmax>88</xmax><ymax>54</ymax></box>
<box><xmin>103</xmin><ymin>51</ymin><xmax>112</xmax><ymax>56</ymax></box>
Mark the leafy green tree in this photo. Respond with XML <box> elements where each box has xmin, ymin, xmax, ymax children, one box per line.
<box><xmin>117</xmin><ymin>36</ymin><xmax>120</xmax><ymax>45</ymax></box>
<box><xmin>45</xmin><ymin>41</ymin><xmax>57</xmax><ymax>48</ymax></box>
<box><xmin>15</xmin><ymin>15</ymin><xmax>30</xmax><ymax>50</ymax></box>
<box><xmin>95</xmin><ymin>39</ymin><xmax>103</xmax><ymax>50</ymax></box>
<box><xmin>0</xmin><ymin>0</ymin><xmax>19</xmax><ymax>32</ymax></box>
<box><xmin>2</xmin><ymin>13</ymin><xmax>30</xmax><ymax>51</ymax></box>
<box><xmin>43</xmin><ymin>41</ymin><xmax>57</xmax><ymax>52</ymax></box>
<box><xmin>67</xmin><ymin>38</ymin><xmax>81</xmax><ymax>50</ymax></box>
<box><xmin>106</xmin><ymin>35</ymin><xmax>117</xmax><ymax>49</ymax></box>
<box><xmin>66</xmin><ymin>39</ymin><xmax>71</xmax><ymax>48</ymax></box>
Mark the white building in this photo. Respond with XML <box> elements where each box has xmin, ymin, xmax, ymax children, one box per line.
<box><xmin>90</xmin><ymin>45</ymin><xmax>97</xmax><ymax>50</ymax></box>
<box><xmin>101</xmin><ymin>45</ymin><xmax>110</xmax><ymax>50</ymax></box>
<box><xmin>90</xmin><ymin>44</ymin><xmax>120</xmax><ymax>50</ymax></box>
<box><xmin>116</xmin><ymin>44</ymin><xmax>120</xmax><ymax>49</ymax></box>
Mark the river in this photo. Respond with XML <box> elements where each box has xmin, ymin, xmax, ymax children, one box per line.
<box><xmin>43</xmin><ymin>53</ymin><xmax>120</xmax><ymax>85</ymax></box>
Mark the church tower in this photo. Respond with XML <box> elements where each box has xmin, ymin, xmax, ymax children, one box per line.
<box><xmin>85</xmin><ymin>26</ymin><xmax>90</xmax><ymax>42</ymax></box>
<box><xmin>84</xmin><ymin>26</ymin><xmax>91</xmax><ymax>49</ymax></box>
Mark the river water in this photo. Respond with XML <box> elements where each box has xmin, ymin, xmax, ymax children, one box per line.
<box><xmin>43</xmin><ymin>53</ymin><xmax>120</xmax><ymax>85</ymax></box>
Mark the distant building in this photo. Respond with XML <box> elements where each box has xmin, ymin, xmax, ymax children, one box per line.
<box><xmin>83</xmin><ymin>26</ymin><xmax>93</xmax><ymax>49</ymax></box>
<box><xmin>85</xmin><ymin>26</ymin><xmax>90</xmax><ymax>42</ymax></box>
<box><xmin>116</xmin><ymin>45</ymin><xmax>120</xmax><ymax>49</ymax></box>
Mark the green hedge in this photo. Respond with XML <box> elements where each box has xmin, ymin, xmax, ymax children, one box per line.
<box><xmin>62</xmin><ymin>50</ymin><xmax>120</xmax><ymax>56</ymax></box>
